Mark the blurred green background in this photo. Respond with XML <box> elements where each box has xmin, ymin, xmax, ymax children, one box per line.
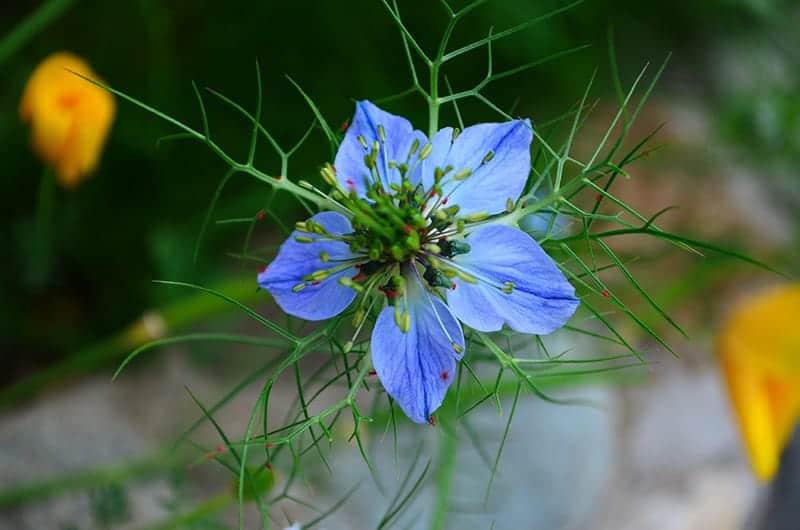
<box><xmin>1</xmin><ymin>0</ymin><xmax>797</xmax><ymax>411</ymax></box>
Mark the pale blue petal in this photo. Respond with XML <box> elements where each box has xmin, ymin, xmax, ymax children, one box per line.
<box><xmin>258</xmin><ymin>211</ymin><xmax>359</xmax><ymax>321</ymax></box>
<box><xmin>371</xmin><ymin>268</ymin><xmax>465</xmax><ymax>424</ymax></box>
<box><xmin>334</xmin><ymin>100</ymin><xmax>427</xmax><ymax>197</ymax></box>
<box><xmin>447</xmin><ymin>224</ymin><xmax>579</xmax><ymax>334</ymax></box>
<box><xmin>423</xmin><ymin>120</ymin><xmax>532</xmax><ymax>215</ymax></box>
<box><xmin>519</xmin><ymin>210</ymin><xmax>573</xmax><ymax>240</ymax></box>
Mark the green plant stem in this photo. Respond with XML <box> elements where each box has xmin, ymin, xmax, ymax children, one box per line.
<box><xmin>0</xmin><ymin>277</ymin><xmax>260</xmax><ymax>411</ymax></box>
<box><xmin>0</xmin><ymin>0</ymin><xmax>76</xmax><ymax>66</ymax></box>
<box><xmin>430</xmin><ymin>422</ymin><xmax>458</xmax><ymax>530</ymax></box>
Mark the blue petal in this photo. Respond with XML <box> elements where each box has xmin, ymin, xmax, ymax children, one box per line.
<box><xmin>423</xmin><ymin>120</ymin><xmax>532</xmax><ymax>215</ymax></box>
<box><xmin>258</xmin><ymin>211</ymin><xmax>359</xmax><ymax>321</ymax></box>
<box><xmin>519</xmin><ymin>211</ymin><xmax>573</xmax><ymax>240</ymax></box>
<box><xmin>371</xmin><ymin>268</ymin><xmax>465</xmax><ymax>424</ymax></box>
<box><xmin>446</xmin><ymin>224</ymin><xmax>579</xmax><ymax>334</ymax></box>
<box><xmin>334</xmin><ymin>100</ymin><xmax>428</xmax><ymax>198</ymax></box>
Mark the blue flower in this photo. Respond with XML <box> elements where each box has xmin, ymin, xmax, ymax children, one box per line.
<box><xmin>258</xmin><ymin>101</ymin><xmax>579</xmax><ymax>424</ymax></box>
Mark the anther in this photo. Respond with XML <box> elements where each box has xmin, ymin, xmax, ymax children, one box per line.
<box><xmin>419</xmin><ymin>143</ymin><xmax>433</xmax><ymax>160</ymax></box>
<box><xmin>320</xmin><ymin>251</ymin><xmax>330</xmax><ymax>262</ymax></box>
<box><xmin>502</xmin><ymin>281</ymin><xmax>515</xmax><ymax>294</ymax></box>
<box><xmin>505</xmin><ymin>198</ymin><xmax>515</xmax><ymax>213</ymax></box>
<box><xmin>357</xmin><ymin>135</ymin><xmax>368</xmax><ymax>149</ymax></box>
<box><xmin>298</xmin><ymin>180</ymin><xmax>314</xmax><ymax>190</ymax></box>
<box><xmin>482</xmin><ymin>150</ymin><xmax>495</xmax><ymax>164</ymax></box>
<box><xmin>452</xmin><ymin>128</ymin><xmax>460</xmax><ymax>141</ymax></box>
<box><xmin>452</xmin><ymin>343</ymin><xmax>463</xmax><ymax>354</ymax></box>
<box><xmin>453</xmin><ymin>168</ymin><xmax>472</xmax><ymax>181</ymax></box>
<box><xmin>464</xmin><ymin>212</ymin><xmax>488</xmax><ymax>222</ymax></box>
<box><xmin>294</xmin><ymin>236</ymin><xmax>314</xmax><ymax>243</ymax></box>
<box><xmin>292</xmin><ymin>283</ymin><xmax>306</xmax><ymax>292</ymax></box>
<box><xmin>377</xmin><ymin>124</ymin><xmax>386</xmax><ymax>142</ymax></box>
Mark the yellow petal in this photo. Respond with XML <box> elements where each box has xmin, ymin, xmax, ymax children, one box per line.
<box><xmin>19</xmin><ymin>52</ymin><xmax>115</xmax><ymax>188</ymax></box>
<box><xmin>717</xmin><ymin>283</ymin><xmax>800</xmax><ymax>481</ymax></box>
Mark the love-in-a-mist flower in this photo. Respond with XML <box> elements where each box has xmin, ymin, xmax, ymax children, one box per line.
<box><xmin>20</xmin><ymin>52</ymin><xmax>115</xmax><ymax>188</ymax></box>
<box><xmin>717</xmin><ymin>283</ymin><xmax>800</xmax><ymax>481</ymax></box>
<box><xmin>259</xmin><ymin>101</ymin><xmax>579</xmax><ymax>423</ymax></box>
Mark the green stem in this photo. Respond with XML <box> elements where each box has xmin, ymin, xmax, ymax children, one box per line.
<box><xmin>430</xmin><ymin>422</ymin><xmax>458</xmax><ymax>530</ymax></box>
<box><xmin>0</xmin><ymin>0</ymin><xmax>76</xmax><ymax>66</ymax></box>
<box><xmin>428</xmin><ymin>61</ymin><xmax>440</xmax><ymax>138</ymax></box>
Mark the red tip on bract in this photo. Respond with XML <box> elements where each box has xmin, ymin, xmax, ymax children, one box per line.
<box><xmin>265</xmin><ymin>442</ymin><xmax>274</xmax><ymax>448</ymax></box>
<box><xmin>601</xmin><ymin>290</ymin><xmax>610</xmax><ymax>298</ymax></box>
<box><xmin>368</xmin><ymin>369</ymin><xmax>377</xmax><ymax>376</ymax></box>
<box><xmin>346</xmin><ymin>178</ymin><xmax>355</xmax><ymax>190</ymax></box>
<box><xmin>442</xmin><ymin>197</ymin><xmax>449</xmax><ymax>205</ymax></box>
<box><xmin>275</xmin><ymin>175</ymin><xmax>283</xmax><ymax>181</ymax></box>
<box><xmin>352</xmin><ymin>273</ymin><xmax>367</xmax><ymax>282</ymax></box>
<box><xmin>450</xmin><ymin>282</ymin><xmax>456</xmax><ymax>291</ymax></box>
<box><xmin>403</xmin><ymin>224</ymin><xmax>413</xmax><ymax>234</ymax></box>
<box><xmin>311</xmin><ymin>280</ymin><xmax>321</xmax><ymax>286</ymax></box>
<box><xmin>256</xmin><ymin>210</ymin><xmax>266</xmax><ymax>221</ymax></box>
<box><xmin>341</xmin><ymin>119</ymin><xmax>349</xmax><ymax>132</ymax></box>
<box><xmin>428</xmin><ymin>416</ymin><xmax>436</xmax><ymax>426</ymax></box>
<box><xmin>385</xmin><ymin>290</ymin><xmax>397</xmax><ymax>300</ymax></box>
<box><xmin>595</xmin><ymin>193</ymin><xmax>603</xmax><ymax>202</ymax></box>
<box><xmin>265</xmin><ymin>462</ymin><xmax>273</xmax><ymax>470</ymax></box>
<box><xmin>441</xmin><ymin>370</ymin><xmax>449</xmax><ymax>381</ymax></box>
<box><xmin>259</xmin><ymin>266</ymin><xmax>267</xmax><ymax>274</ymax></box>
<box><xmin>204</xmin><ymin>452</ymin><xmax>214</xmax><ymax>461</ymax></box>
<box><xmin>216</xmin><ymin>444</ymin><xmax>226</xmax><ymax>453</ymax></box>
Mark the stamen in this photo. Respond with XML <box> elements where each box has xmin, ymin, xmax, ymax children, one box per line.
<box><xmin>419</xmin><ymin>143</ymin><xmax>433</xmax><ymax>160</ymax></box>
<box><xmin>292</xmin><ymin>283</ymin><xmax>306</xmax><ymax>292</ymax></box>
<box><xmin>357</xmin><ymin>135</ymin><xmax>368</xmax><ymax>149</ymax></box>
<box><xmin>377</xmin><ymin>124</ymin><xmax>386</xmax><ymax>142</ymax></box>
<box><xmin>482</xmin><ymin>150</ymin><xmax>495</xmax><ymax>164</ymax></box>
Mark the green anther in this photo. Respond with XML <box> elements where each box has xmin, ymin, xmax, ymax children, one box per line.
<box><xmin>411</xmin><ymin>213</ymin><xmax>426</xmax><ymax>228</ymax></box>
<box><xmin>298</xmin><ymin>180</ymin><xmax>314</xmax><ymax>190</ymax></box>
<box><xmin>372</xmin><ymin>140</ymin><xmax>380</xmax><ymax>152</ymax></box>
<box><xmin>353</xmin><ymin>308</ymin><xmax>366</xmax><ymax>327</ymax></box>
<box><xmin>482</xmin><ymin>150</ymin><xmax>495</xmax><ymax>164</ymax></box>
<box><xmin>295</xmin><ymin>221</ymin><xmax>308</xmax><ymax>232</ymax></box>
<box><xmin>409</xmin><ymin>138</ymin><xmax>420</xmax><ymax>155</ymax></box>
<box><xmin>440</xmin><ymin>239</ymin><xmax>470</xmax><ymax>258</ymax></box>
<box><xmin>454</xmin><ymin>269</ymin><xmax>478</xmax><ymax>284</ymax></box>
<box><xmin>358</xmin><ymin>135</ymin><xmax>368</xmax><ymax>149</ymax></box>
<box><xmin>433</xmin><ymin>209</ymin><xmax>448</xmax><ymax>222</ymax></box>
<box><xmin>402</xmin><ymin>311</ymin><xmax>411</xmax><ymax>333</ymax></box>
<box><xmin>368</xmin><ymin>247</ymin><xmax>381</xmax><ymax>260</ymax></box>
<box><xmin>390</xmin><ymin>183</ymin><xmax>402</xmax><ymax>193</ymax></box>
<box><xmin>294</xmin><ymin>236</ymin><xmax>314</xmax><ymax>243</ymax></box>
<box><xmin>427</xmin><ymin>255</ymin><xmax>442</xmax><ymax>269</ymax></box>
<box><xmin>394</xmin><ymin>307</ymin><xmax>403</xmax><ymax>329</ymax></box>
<box><xmin>398</xmin><ymin>163</ymin><xmax>408</xmax><ymax>175</ymax></box>
<box><xmin>310</xmin><ymin>270</ymin><xmax>330</xmax><ymax>281</ymax></box>
<box><xmin>442</xmin><ymin>268</ymin><xmax>457</xmax><ymax>278</ymax></box>
<box><xmin>452</xmin><ymin>343</ymin><xmax>464</xmax><ymax>354</ymax></box>
<box><xmin>444</xmin><ymin>205</ymin><xmax>460</xmax><ymax>217</ymax></box>
<box><xmin>377</xmin><ymin>124</ymin><xmax>386</xmax><ymax>142</ymax></box>
<box><xmin>338</xmin><ymin>277</ymin><xmax>353</xmax><ymax>287</ymax></box>
<box><xmin>434</xmin><ymin>167</ymin><xmax>444</xmax><ymax>183</ymax></box>
<box><xmin>405</xmin><ymin>231</ymin><xmax>420</xmax><ymax>251</ymax></box>
<box><xmin>391</xmin><ymin>275</ymin><xmax>406</xmax><ymax>293</ymax></box>
<box><xmin>388</xmin><ymin>159</ymin><xmax>397</xmax><ymax>169</ymax></box>
<box><xmin>419</xmin><ymin>143</ymin><xmax>433</xmax><ymax>160</ymax></box>
<box><xmin>457</xmin><ymin>219</ymin><xmax>466</xmax><ymax>233</ymax></box>
<box><xmin>453</xmin><ymin>168</ymin><xmax>472</xmax><ymax>181</ymax></box>
<box><xmin>364</xmin><ymin>153</ymin><xmax>376</xmax><ymax>170</ymax></box>
<box><xmin>506</xmin><ymin>198</ymin><xmax>515</xmax><ymax>213</ymax></box>
<box><xmin>343</xmin><ymin>341</ymin><xmax>354</xmax><ymax>354</ymax></box>
<box><xmin>465</xmin><ymin>211</ymin><xmax>489</xmax><ymax>222</ymax></box>
<box><xmin>292</xmin><ymin>283</ymin><xmax>306</xmax><ymax>293</ymax></box>
<box><xmin>390</xmin><ymin>244</ymin><xmax>405</xmax><ymax>261</ymax></box>
<box><xmin>423</xmin><ymin>243</ymin><xmax>442</xmax><ymax>254</ymax></box>
<box><xmin>452</xmin><ymin>128</ymin><xmax>460</xmax><ymax>141</ymax></box>
<box><xmin>320</xmin><ymin>164</ymin><xmax>337</xmax><ymax>187</ymax></box>
<box><xmin>502</xmin><ymin>281</ymin><xmax>515</xmax><ymax>294</ymax></box>
<box><xmin>320</xmin><ymin>251</ymin><xmax>330</xmax><ymax>263</ymax></box>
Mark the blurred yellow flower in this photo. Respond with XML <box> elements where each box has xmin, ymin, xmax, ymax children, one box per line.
<box><xmin>20</xmin><ymin>52</ymin><xmax>115</xmax><ymax>188</ymax></box>
<box><xmin>717</xmin><ymin>283</ymin><xmax>800</xmax><ymax>481</ymax></box>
